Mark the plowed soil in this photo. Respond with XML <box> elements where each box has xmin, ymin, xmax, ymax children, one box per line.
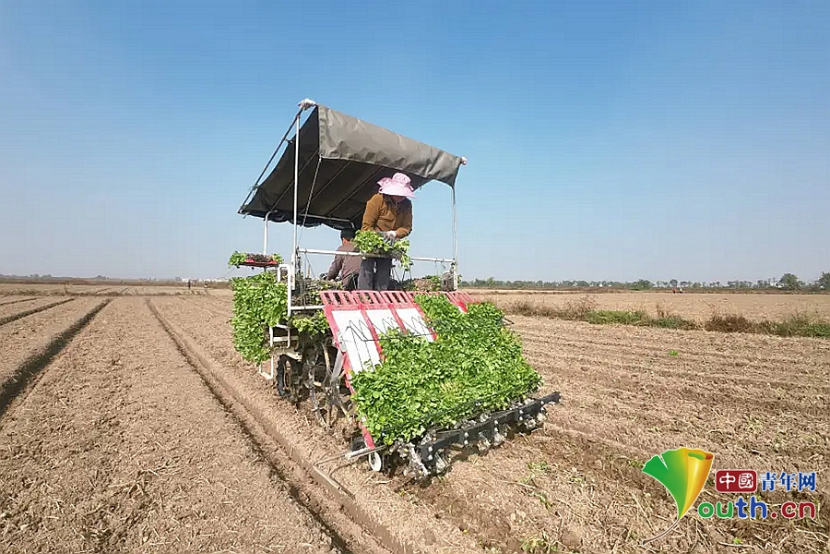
<box><xmin>0</xmin><ymin>297</ymin><xmax>37</xmax><ymax>308</ymax></box>
<box><xmin>0</xmin><ymin>283</ymin><xmax>232</xmax><ymax>297</ymax></box>
<box><xmin>150</xmin><ymin>296</ymin><xmax>483</xmax><ymax>554</ymax></box>
<box><xmin>0</xmin><ymin>299</ymin><xmax>101</xmax><ymax>398</ymax></box>
<box><xmin>1</xmin><ymin>295</ymin><xmax>827</xmax><ymax>554</ymax></box>
<box><xmin>0</xmin><ymin>299</ymin><xmax>341</xmax><ymax>553</ymax></box>
<box><xmin>472</xmin><ymin>291</ymin><xmax>830</xmax><ymax>322</ymax></box>
<box><xmin>0</xmin><ymin>297</ymin><xmax>71</xmax><ymax>321</ymax></box>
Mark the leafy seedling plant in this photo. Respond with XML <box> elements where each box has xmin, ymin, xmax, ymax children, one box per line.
<box><xmin>292</xmin><ymin>311</ymin><xmax>330</xmax><ymax>337</ymax></box>
<box><xmin>353</xmin><ymin>230</ymin><xmax>412</xmax><ymax>270</ymax></box>
<box><xmin>351</xmin><ymin>295</ymin><xmax>542</xmax><ymax>445</ymax></box>
<box><xmin>228</xmin><ymin>251</ymin><xmax>284</xmax><ymax>267</ymax></box>
<box><xmin>230</xmin><ymin>271</ymin><xmax>288</xmax><ymax>363</ymax></box>
<box><xmin>229</xmin><ymin>252</ymin><xmax>332</xmax><ymax>363</ymax></box>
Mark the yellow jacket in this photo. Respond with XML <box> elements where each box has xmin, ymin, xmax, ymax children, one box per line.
<box><xmin>361</xmin><ymin>194</ymin><xmax>412</xmax><ymax>238</ymax></box>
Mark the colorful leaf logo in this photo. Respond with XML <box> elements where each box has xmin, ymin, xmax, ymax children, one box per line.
<box><xmin>642</xmin><ymin>447</ymin><xmax>714</xmax><ymax>520</ymax></box>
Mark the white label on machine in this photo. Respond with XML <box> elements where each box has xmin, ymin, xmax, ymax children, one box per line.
<box><xmin>395</xmin><ymin>307</ymin><xmax>434</xmax><ymax>341</ymax></box>
<box><xmin>364</xmin><ymin>308</ymin><xmax>400</xmax><ymax>337</ymax></box>
<box><xmin>331</xmin><ymin>310</ymin><xmax>381</xmax><ymax>373</ymax></box>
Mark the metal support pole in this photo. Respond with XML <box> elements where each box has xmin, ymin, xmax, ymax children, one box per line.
<box><xmin>290</xmin><ymin>114</ymin><xmax>300</xmax><ymax>318</ymax></box>
<box><xmin>263</xmin><ymin>210</ymin><xmax>273</xmax><ymax>255</ymax></box>
<box><xmin>452</xmin><ymin>185</ymin><xmax>459</xmax><ymax>290</ymax></box>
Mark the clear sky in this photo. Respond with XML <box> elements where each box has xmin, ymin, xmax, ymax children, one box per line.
<box><xmin>1</xmin><ymin>0</ymin><xmax>828</xmax><ymax>283</ymax></box>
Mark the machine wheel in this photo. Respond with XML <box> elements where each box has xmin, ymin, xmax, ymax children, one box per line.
<box><xmin>302</xmin><ymin>341</ymin><xmax>352</xmax><ymax>428</ymax></box>
<box><xmin>275</xmin><ymin>355</ymin><xmax>299</xmax><ymax>401</ymax></box>
<box><xmin>301</xmin><ymin>344</ymin><xmax>328</xmax><ymax>426</ymax></box>
<box><xmin>351</xmin><ymin>435</ymin><xmax>384</xmax><ymax>473</ymax></box>
<box><xmin>320</xmin><ymin>347</ymin><xmax>353</xmax><ymax>427</ymax></box>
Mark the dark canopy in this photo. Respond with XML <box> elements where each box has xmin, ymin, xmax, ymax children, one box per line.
<box><xmin>238</xmin><ymin>104</ymin><xmax>464</xmax><ymax>230</ymax></box>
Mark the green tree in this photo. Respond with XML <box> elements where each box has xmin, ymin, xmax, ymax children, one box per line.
<box><xmin>632</xmin><ymin>279</ymin><xmax>653</xmax><ymax>290</ymax></box>
<box><xmin>669</xmin><ymin>279</ymin><xmax>678</xmax><ymax>288</ymax></box>
<box><xmin>818</xmin><ymin>272</ymin><xmax>830</xmax><ymax>290</ymax></box>
<box><xmin>778</xmin><ymin>273</ymin><xmax>802</xmax><ymax>291</ymax></box>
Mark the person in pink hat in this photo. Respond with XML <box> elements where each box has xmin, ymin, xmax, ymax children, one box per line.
<box><xmin>358</xmin><ymin>172</ymin><xmax>415</xmax><ymax>290</ymax></box>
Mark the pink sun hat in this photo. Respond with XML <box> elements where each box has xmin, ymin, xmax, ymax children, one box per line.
<box><xmin>378</xmin><ymin>172</ymin><xmax>416</xmax><ymax>199</ymax></box>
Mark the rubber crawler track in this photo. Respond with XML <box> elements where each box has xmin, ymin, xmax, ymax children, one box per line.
<box><xmin>0</xmin><ymin>300</ymin><xmax>110</xmax><ymax>421</ymax></box>
<box><xmin>0</xmin><ymin>298</ymin><xmax>75</xmax><ymax>327</ymax></box>
<box><xmin>147</xmin><ymin>300</ymin><xmax>420</xmax><ymax>554</ymax></box>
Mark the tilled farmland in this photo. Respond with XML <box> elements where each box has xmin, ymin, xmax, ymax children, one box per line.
<box><xmin>470</xmin><ymin>290</ymin><xmax>830</xmax><ymax>323</ymax></box>
<box><xmin>0</xmin><ymin>295</ymin><xmax>827</xmax><ymax>553</ymax></box>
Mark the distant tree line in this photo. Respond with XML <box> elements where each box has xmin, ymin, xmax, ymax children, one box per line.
<box><xmin>461</xmin><ymin>272</ymin><xmax>830</xmax><ymax>292</ymax></box>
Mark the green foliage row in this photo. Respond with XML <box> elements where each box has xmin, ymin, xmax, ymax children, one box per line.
<box><xmin>585</xmin><ymin>309</ymin><xmax>648</xmax><ymax>325</ymax></box>
<box><xmin>351</xmin><ymin>295</ymin><xmax>542</xmax><ymax>445</ymax></box>
<box><xmin>353</xmin><ymin>230</ymin><xmax>412</xmax><ymax>270</ymax></box>
<box><xmin>229</xmin><ymin>254</ymin><xmax>336</xmax><ymax>362</ymax></box>
<box><xmin>291</xmin><ymin>310</ymin><xmax>330</xmax><ymax>337</ymax></box>
<box><xmin>230</xmin><ymin>271</ymin><xmax>288</xmax><ymax>362</ymax></box>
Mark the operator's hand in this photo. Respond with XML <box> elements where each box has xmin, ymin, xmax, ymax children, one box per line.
<box><xmin>383</xmin><ymin>231</ymin><xmax>397</xmax><ymax>241</ymax></box>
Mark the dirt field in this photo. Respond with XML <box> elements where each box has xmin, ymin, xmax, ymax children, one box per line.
<box><xmin>0</xmin><ymin>295</ymin><xmax>827</xmax><ymax>553</ymax></box>
<box><xmin>0</xmin><ymin>283</ymin><xmax>232</xmax><ymax>297</ymax></box>
<box><xmin>470</xmin><ymin>290</ymin><xmax>830</xmax><ymax>322</ymax></box>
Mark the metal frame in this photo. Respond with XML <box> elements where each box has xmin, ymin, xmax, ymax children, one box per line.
<box><xmin>257</xmin><ymin>263</ymin><xmax>295</xmax><ymax>380</ymax></box>
<box><xmin>298</xmin><ymin>248</ymin><xmax>454</xmax><ymax>264</ymax></box>
<box><xmin>256</xmin><ymin>99</ymin><xmax>466</xmax><ymax>317</ymax></box>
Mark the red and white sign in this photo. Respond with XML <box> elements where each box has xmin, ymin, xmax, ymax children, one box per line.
<box><xmin>715</xmin><ymin>470</ymin><xmax>757</xmax><ymax>493</ymax></box>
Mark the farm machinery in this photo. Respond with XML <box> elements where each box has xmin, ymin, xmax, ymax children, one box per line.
<box><xmin>233</xmin><ymin>99</ymin><xmax>560</xmax><ymax>479</ymax></box>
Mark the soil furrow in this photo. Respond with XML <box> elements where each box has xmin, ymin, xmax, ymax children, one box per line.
<box><xmin>0</xmin><ymin>297</ymin><xmax>65</xmax><ymax>318</ymax></box>
<box><xmin>476</xmin><ymin>291</ymin><xmax>830</xmax><ymax>322</ymax></box>
<box><xmin>518</xmin><ymin>324</ymin><xmax>830</xmax><ymax>360</ymax></box>
<box><xmin>148</xmin><ymin>299</ymin><xmax>391</xmax><ymax>554</ymax></box>
<box><xmin>0</xmin><ymin>297</ymin><xmax>36</xmax><ymax>307</ymax></box>
<box><xmin>0</xmin><ymin>298</ymin><xmax>74</xmax><ymax>327</ymax></box>
<box><xmin>170</xmin><ymin>295</ymin><xmax>229</xmax><ymax>320</ymax></box>
<box><xmin>528</xmin><ymin>355</ymin><xmax>829</xmax><ymax>466</ymax></box>
<box><xmin>527</xmin><ymin>347</ymin><xmax>829</xmax><ymax>390</ymax></box>
<box><xmin>521</xmin><ymin>333</ymin><xmax>830</xmax><ymax>384</ymax></box>
<box><xmin>148</xmin><ymin>297</ymin><xmax>830</xmax><ymax>553</ymax></box>
<box><xmin>524</xmin><ymin>339</ymin><xmax>828</xmax><ymax>388</ymax></box>
<box><xmin>0</xmin><ymin>300</ymin><xmax>110</xmax><ymax>421</ymax></box>
<box><xmin>524</xmin><ymin>351</ymin><xmax>830</xmax><ymax>419</ymax></box>
<box><xmin>540</xmin><ymin>393</ymin><xmax>828</xmax><ymax>470</ymax></box>
<box><xmin>0</xmin><ymin>299</ymin><xmax>102</xmax><ymax>385</ymax></box>
<box><xmin>0</xmin><ymin>298</ymin><xmax>338</xmax><ymax>553</ymax></box>
<box><xmin>150</xmin><ymin>297</ymin><xmax>484</xmax><ymax>554</ymax></box>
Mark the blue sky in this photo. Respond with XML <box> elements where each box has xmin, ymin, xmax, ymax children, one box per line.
<box><xmin>1</xmin><ymin>0</ymin><xmax>827</xmax><ymax>282</ymax></box>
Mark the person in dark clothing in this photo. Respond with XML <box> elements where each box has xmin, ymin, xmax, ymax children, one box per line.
<box><xmin>325</xmin><ymin>228</ymin><xmax>361</xmax><ymax>290</ymax></box>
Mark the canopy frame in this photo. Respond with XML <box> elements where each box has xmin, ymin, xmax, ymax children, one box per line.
<box><xmin>240</xmin><ymin>99</ymin><xmax>466</xmax><ymax>315</ymax></box>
